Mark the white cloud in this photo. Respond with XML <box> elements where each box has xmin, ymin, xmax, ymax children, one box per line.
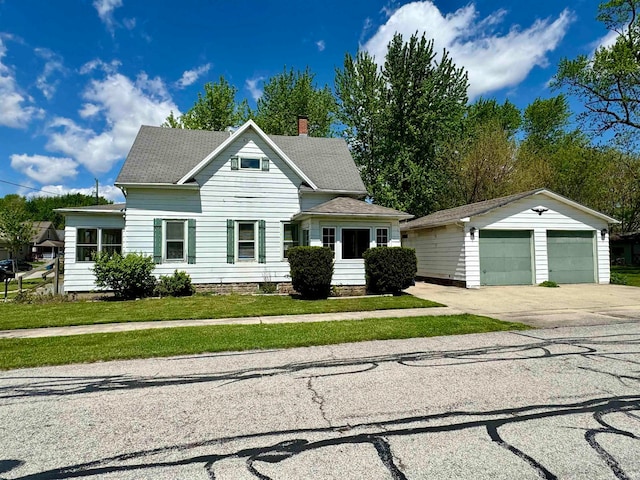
<box><xmin>93</xmin><ymin>0</ymin><xmax>123</xmax><ymax>33</ymax></box>
<box><xmin>28</xmin><ymin>184</ymin><xmax>125</xmax><ymax>202</ymax></box>
<box><xmin>175</xmin><ymin>63</ymin><xmax>211</xmax><ymax>89</ymax></box>
<box><xmin>80</xmin><ymin>58</ymin><xmax>121</xmax><ymax>75</ymax></box>
<box><xmin>592</xmin><ymin>30</ymin><xmax>618</xmax><ymax>52</ymax></box>
<box><xmin>316</xmin><ymin>40</ymin><xmax>326</xmax><ymax>52</ymax></box>
<box><xmin>363</xmin><ymin>1</ymin><xmax>573</xmax><ymax>99</ymax></box>
<box><xmin>35</xmin><ymin>48</ymin><xmax>65</xmax><ymax>100</ymax></box>
<box><xmin>45</xmin><ymin>68</ymin><xmax>179</xmax><ymax>174</ymax></box>
<box><xmin>0</xmin><ymin>37</ymin><xmax>44</xmax><ymax>128</ymax></box>
<box><xmin>245</xmin><ymin>76</ymin><xmax>265</xmax><ymax>101</ymax></box>
<box><xmin>10</xmin><ymin>154</ymin><xmax>78</xmax><ymax>184</ymax></box>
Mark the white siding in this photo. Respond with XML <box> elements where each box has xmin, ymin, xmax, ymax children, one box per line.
<box><xmin>403</xmin><ymin>224</ymin><xmax>466</xmax><ymax>284</ymax></box>
<box><xmin>405</xmin><ymin>194</ymin><xmax>613</xmax><ymax>288</ymax></box>
<box><xmin>299</xmin><ymin>193</ymin><xmax>338</xmax><ymax>211</ymax></box>
<box><xmin>63</xmin><ymin>214</ymin><xmax>125</xmax><ymax>292</ymax></box>
<box><xmin>123</xmin><ymin>131</ymin><xmax>304</xmax><ymax>285</ymax></box>
<box><xmin>468</xmin><ymin>196</ymin><xmax>610</xmax><ymax>285</ymax></box>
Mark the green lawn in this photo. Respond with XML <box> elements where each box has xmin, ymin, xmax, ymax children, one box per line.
<box><xmin>612</xmin><ymin>266</ymin><xmax>640</xmax><ymax>287</ymax></box>
<box><xmin>0</xmin><ymin>314</ymin><xmax>530</xmax><ymax>370</ymax></box>
<box><xmin>0</xmin><ymin>294</ymin><xmax>441</xmax><ymax>330</ymax></box>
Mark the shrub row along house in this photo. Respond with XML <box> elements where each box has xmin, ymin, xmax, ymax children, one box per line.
<box><xmin>58</xmin><ymin>118</ymin><xmax>411</xmax><ymax>293</ymax></box>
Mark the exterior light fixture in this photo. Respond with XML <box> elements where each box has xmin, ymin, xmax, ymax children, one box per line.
<box><xmin>601</xmin><ymin>228</ymin><xmax>608</xmax><ymax>240</ymax></box>
<box><xmin>470</xmin><ymin>227</ymin><xmax>476</xmax><ymax>239</ymax></box>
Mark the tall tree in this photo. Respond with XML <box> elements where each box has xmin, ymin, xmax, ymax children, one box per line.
<box><xmin>336</xmin><ymin>33</ymin><xmax>468</xmax><ymax>216</ymax></box>
<box><xmin>553</xmin><ymin>0</ymin><xmax>640</xmax><ymax>133</ymax></box>
<box><xmin>465</xmin><ymin>98</ymin><xmax>521</xmax><ymax>138</ymax></box>
<box><xmin>0</xmin><ymin>204</ymin><xmax>35</xmax><ymax>270</ymax></box>
<box><xmin>521</xmin><ymin>95</ymin><xmax>573</xmax><ymax>154</ymax></box>
<box><xmin>163</xmin><ymin>76</ymin><xmax>245</xmax><ymax>130</ymax></box>
<box><xmin>251</xmin><ymin>67</ymin><xmax>336</xmax><ymax>137</ymax></box>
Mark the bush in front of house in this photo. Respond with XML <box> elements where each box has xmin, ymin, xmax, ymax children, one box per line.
<box><xmin>155</xmin><ymin>270</ymin><xmax>195</xmax><ymax>297</ymax></box>
<box><xmin>287</xmin><ymin>246</ymin><xmax>334</xmax><ymax>299</ymax></box>
<box><xmin>92</xmin><ymin>252</ymin><xmax>157</xmax><ymax>300</ymax></box>
<box><xmin>363</xmin><ymin>247</ymin><xmax>417</xmax><ymax>295</ymax></box>
<box><xmin>610</xmin><ymin>271</ymin><xmax>628</xmax><ymax>285</ymax></box>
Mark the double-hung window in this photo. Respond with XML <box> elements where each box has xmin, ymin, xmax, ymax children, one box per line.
<box><xmin>77</xmin><ymin>228</ymin><xmax>98</xmax><ymax>261</ymax></box>
<box><xmin>153</xmin><ymin>219</ymin><xmax>196</xmax><ymax>264</ymax></box>
<box><xmin>102</xmin><ymin>229</ymin><xmax>122</xmax><ymax>255</ymax></box>
<box><xmin>283</xmin><ymin>223</ymin><xmax>299</xmax><ymax>258</ymax></box>
<box><xmin>376</xmin><ymin>228</ymin><xmax>389</xmax><ymax>247</ymax></box>
<box><xmin>165</xmin><ymin>221</ymin><xmax>186</xmax><ymax>261</ymax></box>
<box><xmin>237</xmin><ymin>222</ymin><xmax>257</xmax><ymax>261</ymax></box>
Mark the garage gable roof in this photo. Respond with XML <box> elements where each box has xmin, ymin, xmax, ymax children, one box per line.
<box><xmin>401</xmin><ymin>189</ymin><xmax>619</xmax><ymax>231</ymax></box>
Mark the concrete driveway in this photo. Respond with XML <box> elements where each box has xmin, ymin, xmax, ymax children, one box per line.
<box><xmin>1</xmin><ymin>323</ymin><xmax>639</xmax><ymax>479</ymax></box>
<box><xmin>407</xmin><ymin>282</ymin><xmax>640</xmax><ymax>327</ymax></box>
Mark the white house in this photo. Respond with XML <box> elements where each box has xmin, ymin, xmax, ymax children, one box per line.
<box><xmin>401</xmin><ymin>189</ymin><xmax>619</xmax><ymax>288</ymax></box>
<box><xmin>58</xmin><ymin>118</ymin><xmax>411</xmax><ymax>293</ymax></box>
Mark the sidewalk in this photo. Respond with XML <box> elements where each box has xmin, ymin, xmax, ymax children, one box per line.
<box><xmin>0</xmin><ymin>306</ymin><xmax>463</xmax><ymax>339</ymax></box>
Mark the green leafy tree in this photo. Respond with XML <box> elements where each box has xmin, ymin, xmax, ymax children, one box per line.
<box><xmin>521</xmin><ymin>95</ymin><xmax>574</xmax><ymax>154</ymax></box>
<box><xmin>0</xmin><ymin>204</ymin><xmax>35</xmax><ymax>270</ymax></box>
<box><xmin>336</xmin><ymin>33</ymin><xmax>468</xmax><ymax>216</ymax></box>
<box><xmin>163</xmin><ymin>76</ymin><xmax>246</xmax><ymax>130</ymax></box>
<box><xmin>251</xmin><ymin>67</ymin><xmax>336</xmax><ymax>137</ymax></box>
<box><xmin>465</xmin><ymin>98</ymin><xmax>521</xmax><ymax>138</ymax></box>
<box><xmin>553</xmin><ymin>0</ymin><xmax>640</xmax><ymax>133</ymax></box>
<box><xmin>24</xmin><ymin>193</ymin><xmax>112</xmax><ymax>229</ymax></box>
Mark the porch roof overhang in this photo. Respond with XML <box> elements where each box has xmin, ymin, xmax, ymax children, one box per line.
<box><xmin>292</xmin><ymin>197</ymin><xmax>413</xmax><ymax>222</ymax></box>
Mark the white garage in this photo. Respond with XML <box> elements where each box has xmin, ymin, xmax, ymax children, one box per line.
<box><xmin>401</xmin><ymin>189</ymin><xmax>619</xmax><ymax>288</ymax></box>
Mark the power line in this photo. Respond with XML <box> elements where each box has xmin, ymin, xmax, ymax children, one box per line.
<box><xmin>0</xmin><ymin>179</ymin><xmax>65</xmax><ymax>196</ymax></box>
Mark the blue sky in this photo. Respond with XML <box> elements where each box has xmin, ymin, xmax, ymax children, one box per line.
<box><xmin>0</xmin><ymin>0</ymin><xmax>608</xmax><ymax>202</ymax></box>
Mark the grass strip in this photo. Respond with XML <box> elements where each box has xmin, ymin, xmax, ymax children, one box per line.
<box><xmin>0</xmin><ymin>294</ymin><xmax>440</xmax><ymax>330</ymax></box>
<box><xmin>0</xmin><ymin>314</ymin><xmax>531</xmax><ymax>370</ymax></box>
<box><xmin>611</xmin><ymin>266</ymin><xmax>640</xmax><ymax>287</ymax></box>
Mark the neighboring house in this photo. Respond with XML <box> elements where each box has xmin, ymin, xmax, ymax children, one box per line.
<box><xmin>401</xmin><ymin>189</ymin><xmax>619</xmax><ymax>288</ymax></box>
<box><xmin>58</xmin><ymin>118</ymin><xmax>411</xmax><ymax>293</ymax></box>
<box><xmin>0</xmin><ymin>221</ymin><xmax>63</xmax><ymax>261</ymax></box>
<box><xmin>31</xmin><ymin>221</ymin><xmax>64</xmax><ymax>259</ymax></box>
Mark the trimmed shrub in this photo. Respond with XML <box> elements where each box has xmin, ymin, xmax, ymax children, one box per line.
<box><xmin>92</xmin><ymin>252</ymin><xmax>157</xmax><ymax>300</ymax></box>
<box><xmin>155</xmin><ymin>270</ymin><xmax>195</xmax><ymax>297</ymax></box>
<box><xmin>287</xmin><ymin>246</ymin><xmax>334</xmax><ymax>299</ymax></box>
<box><xmin>539</xmin><ymin>280</ymin><xmax>559</xmax><ymax>288</ymax></box>
<box><xmin>363</xmin><ymin>247</ymin><xmax>417</xmax><ymax>295</ymax></box>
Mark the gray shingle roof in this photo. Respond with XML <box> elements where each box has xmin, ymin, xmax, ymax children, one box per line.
<box><xmin>401</xmin><ymin>189</ymin><xmax>544</xmax><ymax>230</ymax></box>
<box><xmin>116</xmin><ymin>125</ymin><xmax>367</xmax><ymax>193</ymax></box>
<box><xmin>295</xmin><ymin>197</ymin><xmax>412</xmax><ymax>219</ymax></box>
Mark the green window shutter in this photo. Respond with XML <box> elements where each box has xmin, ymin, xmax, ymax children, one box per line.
<box><xmin>153</xmin><ymin>218</ymin><xmax>162</xmax><ymax>264</ymax></box>
<box><xmin>187</xmin><ymin>219</ymin><xmax>196</xmax><ymax>264</ymax></box>
<box><xmin>230</xmin><ymin>157</ymin><xmax>239</xmax><ymax>170</ymax></box>
<box><xmin>226</xmin><ymin>219</ymin><xmax>235</xmax><ymax>264</ymax></box>
<box><xmin>261</xmin><ymin>157</ymin><xmax>269</xmax><ymax>171</ymax></box>
<box><xmin>258</xmin><ymin>220</ymin><xmax>266</xmax><ymax>264</ymax></box>
<box><xmin>291</xmin><ymin>223</ymin><xmax>299</xmax><ymax>246</ymax></box>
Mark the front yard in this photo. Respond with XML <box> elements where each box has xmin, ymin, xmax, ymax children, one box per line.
<box><xmin>0</xmin><ymin>294</ymin><xmax>441</xmax><ymax>330</ymax></box>
<box><xmin>0</xmin><ymin>314</ymin><xmax>531</xmax><ymax>370</ymax></box>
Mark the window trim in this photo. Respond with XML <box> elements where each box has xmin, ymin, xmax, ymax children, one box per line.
<box><xmin>76</xmin><ymin>227</ymin><xmax>123</xmax><ymax>262</ymax></box>
<box><xmin>376</xmin><ymin>227</ymin><xmax>389</xmax><ymax>247</ymax></box>
<box><xmin>240</xmin><ymin>157</ymin><xmax>261</xmax><ymax>170</ymax></box>
<box><xmin>164</xmin><ymin>220</ymin><xmax>187</xmax><ymax>262</ymax></box>
<box><xmin>282</xmin><ymin>222</ymin><xmax>299</xmax><ymax>259</ymax></box>
<box><xmin>236</xmin><ymin>221</ymin><xmax>258</xmax><ymax>262</ymax></box>
<box><xmin>322</xmin><ymin>226</ymin><xmax>336</xmax><ymax>255</ymax></box>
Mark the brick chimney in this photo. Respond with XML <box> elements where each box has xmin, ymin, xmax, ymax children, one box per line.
<box><xmin>297</xmin><ymin>115</ymin><xmax>308</xmax><ymax>137</ymax></box>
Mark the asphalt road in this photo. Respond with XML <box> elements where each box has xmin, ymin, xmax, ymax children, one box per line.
<box><xmin>1</xmin><ymin>322</ymin><xmax>640</xmax><ymax>479</ymax></box>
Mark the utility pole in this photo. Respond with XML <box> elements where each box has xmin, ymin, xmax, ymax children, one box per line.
<box><xmin>95</xmin><ymin>178</ymin><xmax>99</xmax><ymax>204</ymax></box>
